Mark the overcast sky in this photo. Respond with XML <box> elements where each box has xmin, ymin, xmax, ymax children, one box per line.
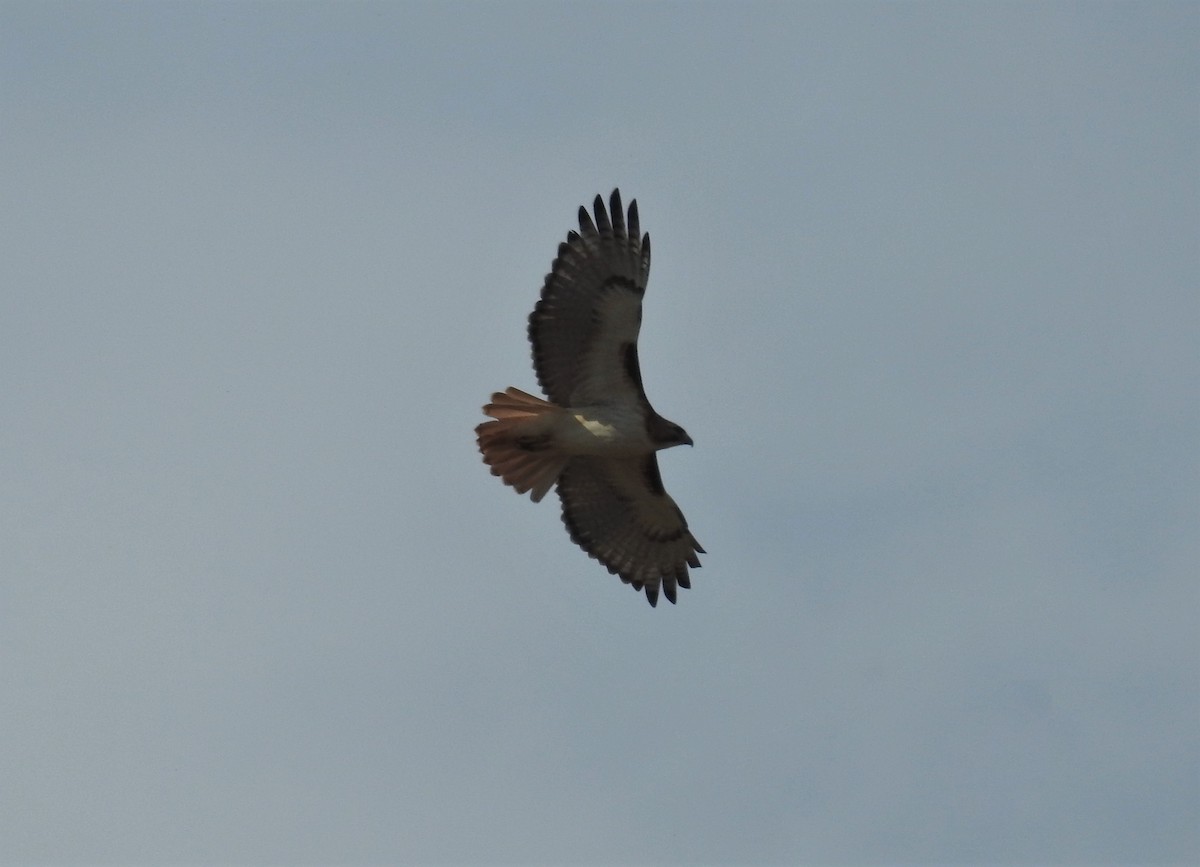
<box><xmin>2</xmin><ymin>2</ymin><xmax>1197</xmax><ymax>864</ymax></box>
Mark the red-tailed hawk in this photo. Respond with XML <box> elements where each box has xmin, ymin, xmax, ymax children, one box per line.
<box><xmin>476</xmin><ymin>189</ymin><xmax>704</xmax><ymax>606</ymax></box>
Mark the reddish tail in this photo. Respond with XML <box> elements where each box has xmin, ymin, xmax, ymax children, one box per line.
<box><xmin>475</xmin><ymin>388</ymin><xmax>567</xmax><ymax>503</ymax></box>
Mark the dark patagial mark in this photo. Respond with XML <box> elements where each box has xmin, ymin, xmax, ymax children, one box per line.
<box><xmin>622</xmin><ymin>342</ymin><xmax>647</xmax><ymax>398</ymax></box>
<box><xmin>641</xmin><ymin>455</ymin><xmax>666</xmax><ymax>496</ymax></box>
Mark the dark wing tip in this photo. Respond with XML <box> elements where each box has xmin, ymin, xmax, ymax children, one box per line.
<box><xmin>609</xmin><ymin>189</ymin><xmax>625</xmax><ymax>236</ymax></box>
<box><xmin>578</xmin><ymin>204</ymin><xmax>596</xmax><ymax>235</ymax></box>
<box><xmin>592</xmin><ymin>193</ymin><xmax>611</xmax><ymax>233</ymax></box>
<box><xmin>662</xmin><ymin>579</ymin><xmax>678</xmax><ymax>605</ymax></box>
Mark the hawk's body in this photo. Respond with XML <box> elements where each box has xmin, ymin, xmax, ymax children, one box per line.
<box><xmin>476</xmin><ymin>190</ymin><xmax>703</xmax><ymax>606</ymax></box>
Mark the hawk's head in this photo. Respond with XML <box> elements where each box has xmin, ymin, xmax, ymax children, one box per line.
<box><xmin>649</xmin><ymin>415</ymin><xmax>693</xmax><ymax>450</ymax></box>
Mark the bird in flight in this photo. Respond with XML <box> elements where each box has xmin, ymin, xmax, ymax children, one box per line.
<box><xmin>476</xmin><ymin>189</ymin><xmax>703</xmax><ymax>606</ymax></box>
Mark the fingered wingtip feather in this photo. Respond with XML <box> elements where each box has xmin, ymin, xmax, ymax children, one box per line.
<box><xmin>592</xmin><ymin>193</ymin><xmax>611</xmax><ymax>233</ymax></box>
<box><xmin>578</xmin><ymin>205</ymin><xmax>595</xmax><ymax>235</ymax></box>
<box><xmin>609</xmin><ymin>189</ymin><xmax>625</xmax><ymax>235</ymax></box>
<box><xmin>662</xmin><ymin>579</ymin><xmax>677</xmax><ymax>605</ymax></box>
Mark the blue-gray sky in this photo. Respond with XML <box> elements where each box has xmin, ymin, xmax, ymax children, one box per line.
<box><xmin>2</xmin><ymin>2</ymin><xmax>1197</xmax><ymax>864</ymax></box>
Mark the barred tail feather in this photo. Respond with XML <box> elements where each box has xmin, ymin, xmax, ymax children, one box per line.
<box><xmin>476</xmin><ymin>388</ymin><xmax>567</xmax><ymax>503</ymax></box>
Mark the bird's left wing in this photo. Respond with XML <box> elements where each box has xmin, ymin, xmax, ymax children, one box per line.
<box><xmin>556</xmin><ymin>455</ymin><xmax>704</xmax><ymax>606</ymax></box>
<box><xmin>528</xmin><ymin>189</ymin><xmax>652</xmax><ymax>407</ymax></box>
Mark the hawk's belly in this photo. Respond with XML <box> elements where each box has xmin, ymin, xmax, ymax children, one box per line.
<box><xmin>554</xmin><ymin>404</ymin><xmax>652</xmax><ymax>456</ymax></box>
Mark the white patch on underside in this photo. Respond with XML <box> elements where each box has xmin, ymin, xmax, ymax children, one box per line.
<box><xmin>575</xmin><ymin>415</ymin><xmax>618</xmax><ymax>440</ymax></box>
<box><xmin>555</xmin><ymin>403</ymin><xmax>650</xmax><ymax>456</ymax></box>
